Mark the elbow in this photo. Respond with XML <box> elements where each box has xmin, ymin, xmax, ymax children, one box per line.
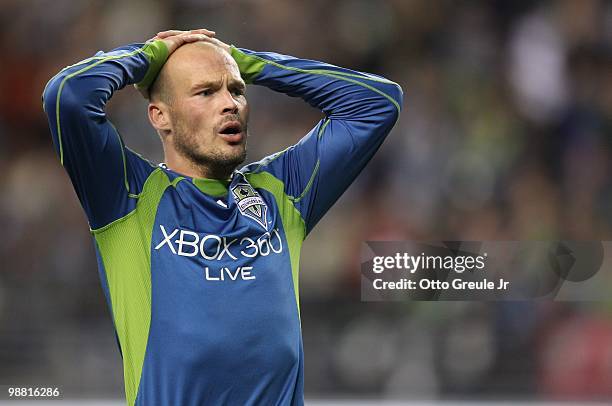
<box><xmin>380</xmin><ymin>81</ymin><xmax>403</xmax><ymax>126</ymax></box>
<box><xmin>42</xmin><ymin>74</ymin><xmax>61</xmax><ymax>116</ymax></box>
<box><xmin>42</xmin><ymin>73</ymin><xmax>83</xmax><ymax>118</ymax></box>
<box><xmin>390</xmin><ymin>82</ymin><xmax>404</xmax><ymax>112</ymax></box>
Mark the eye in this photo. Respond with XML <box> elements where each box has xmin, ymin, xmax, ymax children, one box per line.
<box><xmin>199</xmin><ymin>89</ymin><xmax>212</xmax><ymax>96</ymax></box>
<box><xmin>231</xmin><ymin>87</ymin><xmax>245</xmax><ymax>97</ymax></box>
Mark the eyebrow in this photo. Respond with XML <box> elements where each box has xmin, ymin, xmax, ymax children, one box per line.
<box><xmin>190</xmin><ymin>78</ymin><xmax>246</xmax><ymax>92</ymax></box>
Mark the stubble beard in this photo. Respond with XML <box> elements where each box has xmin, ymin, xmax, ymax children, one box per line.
<box><xmin>172</xmin><ymin>125</ymin><xmax>248</xmax><ymax>180</ymax></box>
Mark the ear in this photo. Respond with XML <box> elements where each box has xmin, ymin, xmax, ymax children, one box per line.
<box><xmin>148</xmin><ymin>102</ymin><xmax>172</xmax><ymax>134</ymax></box>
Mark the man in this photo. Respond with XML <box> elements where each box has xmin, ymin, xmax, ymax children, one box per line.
<box><xmin>42</xmin><ymin>28</ymin><xmax>402</xmax><ymax>405</ymax></box>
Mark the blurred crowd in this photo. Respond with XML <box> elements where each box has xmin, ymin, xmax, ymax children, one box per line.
<box><xmin>1</xmin><ymin>0</ymin><xmax>611</xmax><ymax>401</ymax></box>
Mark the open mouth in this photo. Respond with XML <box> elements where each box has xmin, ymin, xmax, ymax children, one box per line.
<box><xmin>218</xmin><ymin>121</ymin><xmax>244</xmax><ymax>143</ymax></box>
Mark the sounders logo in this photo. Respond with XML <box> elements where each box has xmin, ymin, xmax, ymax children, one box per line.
<box><xmin>232</xmin><ymin>183</ymin><xmax>268</xmax><ymax>230</ymax></box>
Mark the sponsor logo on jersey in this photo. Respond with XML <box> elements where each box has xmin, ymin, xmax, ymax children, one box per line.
<box><xmin>155</xmin><ymin>225</ymin><xmax>283</xmax><ymax>261</ymax></box>
<box><xmin>231</xmin><ymin>183</ymin><xmax>268</xmax><ymax>230</ymax></box>
<box><xmin>154</xmin><ymin>225</ymin><xmax>284</xmax><ymax>282</ymax></box>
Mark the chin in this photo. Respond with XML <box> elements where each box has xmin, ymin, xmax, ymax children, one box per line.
<box><xmin>222</xmin><ymin>144</ymin><xmax>247</xmax><ymax>162</ymax></box>
<box><xmin>211</xmin><ymin>148</ymin><xmax>247</xmax><ymax>169</ymax></box>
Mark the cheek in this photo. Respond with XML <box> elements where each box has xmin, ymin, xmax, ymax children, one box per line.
<box><xmin>175</xmin><ymin>103</ymin><xmax>214</xmax><ymax>133</ymax></box>
<box><xmin>240</xmin><ymin>101</ymin><xmax>250</xmax><ymax>121</ymax></box>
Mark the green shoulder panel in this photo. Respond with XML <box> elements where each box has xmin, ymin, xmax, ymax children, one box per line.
<box><xmin>92</xmin><ymin>168</ymin><xmax>180</xmax><ymax>406</ymax></box>
<box><xmin>245</xmin><ymin>171</ymin><xmax>306</xmax><ymax>313</ymax></box>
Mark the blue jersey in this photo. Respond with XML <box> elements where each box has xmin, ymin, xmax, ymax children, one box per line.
<box><xmin>42</xmin><ymin>40</ymin><xmax>402</xmax><ymax>405</ymax></box>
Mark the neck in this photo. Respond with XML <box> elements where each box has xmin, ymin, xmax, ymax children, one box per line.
<box><xmin>166</xmin><ymin>157</ymin><xmax>233</xmax><ymax>180</ymax></box>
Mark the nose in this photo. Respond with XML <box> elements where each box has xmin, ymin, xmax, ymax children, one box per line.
<box><xmin>220</xmin><ymin>89</ymin><xmax>239</xmax><ymax>115</ymax></box>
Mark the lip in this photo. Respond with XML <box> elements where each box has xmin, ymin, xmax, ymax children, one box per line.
<box><xmin>218</xmin><ymin>131</ymin><xmax>244</xmax><ymax>144</ymax></box>
<box><xmin>218</xmin><ymin>120</ymin><xmax>242</xmax><ymax>133</ymax></box>
<box><xmin>217</xmin><ymin>121</ymin><xmax>244</xmax><ymax>144</ymax></box>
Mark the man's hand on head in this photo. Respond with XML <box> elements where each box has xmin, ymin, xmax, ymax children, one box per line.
<box><xmin>151</xmin><ymin>29</ymin><xmax>231</xmax><ymax>54</ymax></box>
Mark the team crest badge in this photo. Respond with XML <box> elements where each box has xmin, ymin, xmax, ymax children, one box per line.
<box><xmin>231</xmin><ymin>183</ymin><xmax>268</xmax><ymax>230</ymax></box>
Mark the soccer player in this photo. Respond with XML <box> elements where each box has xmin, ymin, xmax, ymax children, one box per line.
<box><xmin>42</xmin><ymin>28</ymin><xmax>402</xmax><ymax>405</ymax></box>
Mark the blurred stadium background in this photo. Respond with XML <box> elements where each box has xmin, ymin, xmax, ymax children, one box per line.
<box><xmin>1</xmin><ymin>0</ymin><xmax>612</xmax><ymax>403</ymax></box>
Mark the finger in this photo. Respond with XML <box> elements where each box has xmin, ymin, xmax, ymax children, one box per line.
<box><xmin>156</xmin><ymin>29</ymin><xmax>215</xmax><ymax>39</ymax></box>
<box><xmin>176</xmin><ymin>33</ymin><xmax>212</xmax><ymax>45</ymax></box>
<box><xmin>155</xmin><ymin>29</ymin><xmax>188</xmax><ymax>39</ymax></box>
<box><xmin>190</xmin><ymin>35</ymin><xmax>230</xmax><ymax>52</ymax></box>
<box><xmin>202</xmin><ymin>36</ymin><xmax>230</xmax><ymax>50</ymax></box>
<box><xmin>189</xmin><ymin>28</ymin><xmax>216</xmax><ymax>37</ymax></box>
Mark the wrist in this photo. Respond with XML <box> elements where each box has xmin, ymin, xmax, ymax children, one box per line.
<box><xmin>230</xmin><ymin>46</ymin><xmax>266</xmax><ymax>84</ymax></box>
<box><xmin>135</xmin><ymin>40</ymin><xmax>169</xmax><ymax>98</ymax></box>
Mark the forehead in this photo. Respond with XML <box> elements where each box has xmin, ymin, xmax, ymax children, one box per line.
<box><xmin>165</xmin><ymin>42</ymin><xmax>242</xmax><ymax>90</ymax></box>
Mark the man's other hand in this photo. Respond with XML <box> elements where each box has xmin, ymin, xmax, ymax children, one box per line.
<box><xmin>151</xmin><ymin>29</ymin><xmax>230</xmax><ymax>54</ymax></box>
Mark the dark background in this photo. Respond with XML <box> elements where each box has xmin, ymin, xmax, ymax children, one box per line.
<box><xmin>1</xmin><ymin>0</ymin><xmax>611</xmax><ymax>401</ymax></box>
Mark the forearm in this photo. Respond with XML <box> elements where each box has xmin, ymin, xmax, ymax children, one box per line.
<box><xmin>42</xmin><ymin>40</ymin><xmax>167</xmax><ymax>163</ymax></box>
<box><xmin>230</xmin><ymin>46</ymin><xmax>403</xmax><ymax>123</ymax></box>
<box><xmin>233</xmin><ymin>47</ymin><xmax>404</xmax><ymax>234</ymax></box>
<box><xmin>43</xmin><ymin>40</ymin><xmax>167</xmax><ymax>128</ymax></box>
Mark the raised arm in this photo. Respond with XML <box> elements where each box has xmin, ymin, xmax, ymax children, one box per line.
<box><xmin>41</xmin><ymin>31</ymin><xmax>214</xmax><ymax>229</ymax></box>
<box><xmin>234</xmin><ymin>47</ymin><xmax>403</xmax><ymax>235</ymax></box>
